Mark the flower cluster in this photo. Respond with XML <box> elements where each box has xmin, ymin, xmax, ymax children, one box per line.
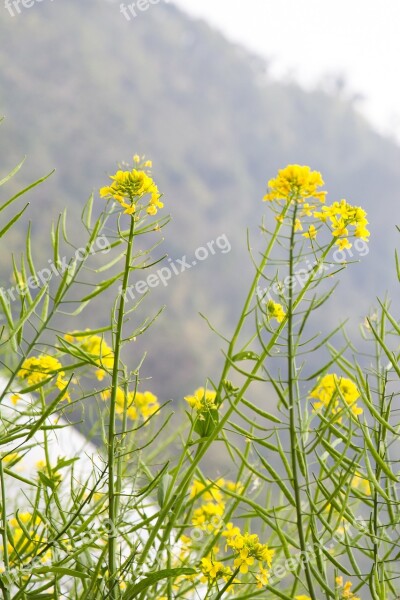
<box><xmin>189</xmin><ymin>478</ymin><xmax>242</xmax><ymax>533</ymax></box>
<box><xmin>263</xmin><ymin>165</ymin><xmax>327</xmax><ymax>203</ymax></box>
<box><xmin>336</xmin><ymin>577</ymin><xmax>360</xmax><ymax>600</ymax></box>
<box><xmin>200</xmin><ymin>556</ymin><xmax>235</xmax><ymax>588</ymax></box>
<box><xmin>266</xmin><ymin>299</ymin><xmax>286</xmax><ymax>323</ymax></box>
<box><xmin>17</xmin><ymin>354</ymin><xmax>70</xmax><ymax>401</ymax></box>
<box><xmin>309</xmin><ymin>199</ymin><xmax>370</xmax><ymax>249</ymax></box>
<box><xmin>179</xmin><ymin>479</ymin><xmax>273</xmax><ymax>593</ymax></box>
<box><xmin>101</xmin><ymin>387</ymin><xmax>159</xmax><ymax>421</ymax></box>
<box><xmin>184</xmin><ymin>387</ymin><xmax>218</xmax><ymax>415</ymax></box>
<box><xmin>225</xmin><ymin>529</ymin><xmax>274</xmax><ymax>588</ymax></box>
<box><xmin>310</xmin><ymin>373</ymin><xmax>363</xmax><ymax>420</ymax></box>
<box><xmin>263</xmin><ymin>165</ymin><xmax>370</xmax><ymax>251</ymax></box>
<box><xmin>99</xmin><ymin>155</ymin><xmax>163</xmax><ymax>216</ymax></box>
<box><xmin>65</xmin><ymin>332</ymin><xmax>114</xmax><ymax>381</ymax></box>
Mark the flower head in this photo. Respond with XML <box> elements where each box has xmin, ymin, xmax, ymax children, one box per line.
<box><xmin>316</xmin><ymin>200</ymin><xmax>370</xmax><ymax>244</ymax></box>
<box><xmin>310</xmin><ymin>373</ymin><xmax>362</xmax><ymax>420</ymax></box>
<box><xmin>200</xmin><ymin>556</ymin><xmax>232</xmax><ymax>584</ymax></box>
<box><xmin>100</xmin><ymin>157</ymin><xmax>163</xmax><ymax>216</ymax></box>
<box><xmin>101</xmin><ymin>387</ymin><xmax>159</xmax><ymax>422</ymax></box>
<box><xmin>302</xmin><ymin>224</ymin><xmax>318</xmax><ymax>240</ymax></box>
<box><xmin>18</xmin><ymin>355</ymin><xmax>70</xmax><ymax>401</ymax></box>
<box><xmin>264</xmin><ymin>165</ymin><xmax>326</xmax><ymax>203</ymax></box>
<box><xmin>266</xmin><ymin>300</ymin><xmax>286</xmax><ymax>323</ymax></box>
<box><xmin>184</xmin><ymin>387</ymin><xmax>217</xmax><ymax>413</ymax></box>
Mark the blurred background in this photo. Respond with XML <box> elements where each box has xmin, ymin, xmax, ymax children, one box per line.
<box><xmin>0</xmin><ymin>0</ymin><xmax>399</xmax><ymax>404</ymax></box>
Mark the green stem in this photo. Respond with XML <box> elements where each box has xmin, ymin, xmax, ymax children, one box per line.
<box><xmin>287</xmin><ymin>203</ymin><xmax>317</xmax><ymax>600</ymax></box>
<box><xmin>108</xmin><ymin>215</ymin><xmax>135</xmax><ymax>599</ymax></box>
<box><xmin>0</xmin><ymin>460</ymin><xmax>11</xmax><ymax>600</ymax></box>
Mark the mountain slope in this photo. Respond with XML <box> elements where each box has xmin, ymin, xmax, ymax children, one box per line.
<box><xmin>1</xmin><ymin>0</ymin><xmax>399</xmax><ymax>398</ymax></box>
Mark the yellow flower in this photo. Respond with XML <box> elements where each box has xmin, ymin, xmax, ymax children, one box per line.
<box><xmin>301</xmin><ymin>203</ymin><xmax>315</xmax><ymax>217</ymax></box>
<box><xmin>200</xmin><ymin>557</ymin><xmax>232</xmax><ymax>584</ymax></box>
<box><xmin>134</xmin><ymin>391</ymin><xmax>159</xmax><ymax>419</ymax></box>
<box><xmin>222</xmin><ymin>522</ymin><xmax>241</xmax><ymax>540</ymax></box>
<box><xmin>294</xmin><ymin>218</ymin><xmax>303</xmax><ymax>231</ymax></box>
<box><xmin>310</xmin><ymin>373</ymin><xmax>362</xmax><ymax>419</ymax></box>
<box><xmin>100</xmin><ymin>159</ymin><xmax>163</xmax><ymax>217</ymax></box>
<box><xmin>336</xmin><ymin>578</ymin><xmax>360</xmax><ymax>600</ymax></box>
<box><xmin>295</xmin><ymin>596</ymin><xmax>312</xmax><ymax>600</ymax></box>
<box><xmin>2</xmin><ymin>452</ymin><xmax>20</xmax><ymax>463</ymax></box>
<box><xmin>318</xmin><ymin>200</ymin><xmax>370</xmax><ymax>243</ymax></box>
<box><xmin>351</xmin><ymin>472</ymin><xmax>371</xmax><ymax>496</ymax></box>
<box><xmin>227</xmin><ymin>528</ymin><xmax>274</xmax><ymax>578</ymax></box>
<box><xmin>256</xmin><ymin>566</ymin><xmax>269</xmax><ymax>588</ymax></box>
<box><xmin>101</xmin><ymin>387</ymin><xmax>159</xmax><ymax>421</ymax></box>
<box><xmin>190</xmin><ymin>479</ymin><xmax>223</xmax><ymax>503</ymax></box>
<box><xmin>192</xmin><ymin>501</ymin><xmax>225</xmax><ymax>532</ymax></box>
<box><xmin>335</xmin><ymin>238</ymin><xmax>352</xmax><ymax>251</ymax></box>
<box><xmin>234</xmin><ymin>548</ymin><xmax>255</xmax><ymax>574</ymax></box>
<box><xmin>302</xmin><ymin>224</ymin><xmax>317</xmax><ymax>240</ymax></box>
<box><xmin>263</xmin><ymin>165</ymin><xmax>326</xmax><ymax>203</ymax></box>
<box><xmin>355</xmin><ymin>225</ymin><xmax>370</xmax><ymax>240</ymax></box>
<box><xmin>224</xmin><ymin>479</ymin><xmax>244</xmax><ymax>494</ymax></box>
<box><xmin>18</xmin><ymin>355</ymin><xmax>70</xmax><ymax>401</ymax></box>
<box><xmin>266</xmin><ymin>300</ymin><xmax>286</xmax><ymax>323</ymax></box>
<box><xmin>184</xmin><ymin>387</ymin><xmax>217</xmax><ymax>412</ymax></box>
<box><xmin>331</xmin><ymin>217</ymin><xmax>349</xmax><ymax>238</ymax></box>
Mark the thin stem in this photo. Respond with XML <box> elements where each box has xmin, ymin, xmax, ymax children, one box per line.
<box><xmin>0</xmin><ymin>459</ymin><xmax>11</xmax><ymax>600</ymax></box>
<box><xmin>108</xmin><ymin>215</ymin><xmax>135</xmax><ymax>599</ymax></box>
<box><xmin>287</xmin><ymin>203</ymin><xmax>317</xmax><ymax>600</ymax></box>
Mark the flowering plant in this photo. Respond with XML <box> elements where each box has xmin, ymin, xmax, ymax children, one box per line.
<box><xmin>1</xmin><ymin>148</ymin><xmax>399</xmax><ymax>600</ymax></box>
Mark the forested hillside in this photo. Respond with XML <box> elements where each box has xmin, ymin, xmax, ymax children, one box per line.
<box><xmin>1</xmin><ymin>0</ymin><xmax>399</xmax><ymax>399</ymax></box>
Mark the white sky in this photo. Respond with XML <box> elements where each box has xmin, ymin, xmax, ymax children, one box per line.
<box><xmin>174</xmin><ymin>0</ymin><xmax>400</xmax><ymax>143</ymax></box>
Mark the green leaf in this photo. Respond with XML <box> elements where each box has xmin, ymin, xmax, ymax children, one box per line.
<box><xmin>80</xmin><ymin>271</ymin><xmax>124</xmax><ymax>301</ymax></box>
<box><xmin>8</xmin><ymin>283</ymin><xmax>48</xmax><ymax>340</ymax></box>
<box><xmin>231</xmin><ymin>350</ymin><xmax>260</xmax><ymax>362</ymax></box>
<box><xmin>395</xmin><ymin>249</ymin><xmax>400</xmax><ymax>282</ymax></box>
<box><xmin>0</xmin><ymin>203</ymin><xmax>29</xmax><ymax>238</ymax></box>
<box><xmin>0</xmin><ymin>156</ymin><xmax>25</xmax><ymax>187</ymax></box>
<box><xmin>194</xmin><ymin>408</ymin><xmax>219</xmax><ymax>438</ymax></box>
<box><xmin>362</xmin><ymin>422</ymin><xmax>398</xmax><ymax>482</ymax></box>
<box><xmin>32</xmin><ymin>567</ymin><xmax>89</xmax><ymax>580</ymax></box>
<box><xmin>81</xmin><ymin>193</ymin><xmax>94</xmax><ymax>230</ymax></box>
<box><xmin>0</xmin><ymin>170</ymin><xmax>54</xmax><ymax>214</ymax></box>
<box><xmin>240</xmin><ymin>397</ymin><xmax>282</xmax><ymax>423</ymax></box>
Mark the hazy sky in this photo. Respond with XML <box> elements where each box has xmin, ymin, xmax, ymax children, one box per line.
<box><xmin>174</xmin><ymin>0</ymin><xmax>400</xmax><ymax>143</ymax></box>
